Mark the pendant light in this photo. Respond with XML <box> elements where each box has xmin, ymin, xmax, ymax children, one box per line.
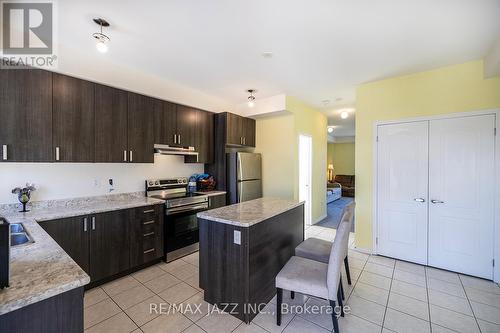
<box><xmin>247</xmin><ymin>89</ymin><xmax>257</xmax><ymax>108</ymax></box>
<box><xmin>93</xmin><ymin>18</ymin><xmax>110</xmax><ymax>53</ymax></box>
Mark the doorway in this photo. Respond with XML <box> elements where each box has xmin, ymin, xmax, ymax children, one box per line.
<box><xmin>299</xmin><ymin>134</ymin><xmax>313</xmax><ymax>226</ymax></box>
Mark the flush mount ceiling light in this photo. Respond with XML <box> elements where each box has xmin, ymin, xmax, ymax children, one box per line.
<box><xmin>246</xmin><ymin>89</ymin><xmax>257</xmax><ymax>108</ymax></box>
<box><xmin>92</xmin><ymin>18</ymin><xmax>110</xmax><ymax>53</ymax></box>
<box><xmin>327</xmin><ymin>127</ymin><xmax>334</xmax><ymax>133</ymax></box>
<box><xmin>340</xmin><ymin>111</ymin><xmax>349</xmax><ymax>119</ymax></box>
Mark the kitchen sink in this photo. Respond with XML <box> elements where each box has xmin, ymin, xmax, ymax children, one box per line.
<box><xmin>10</xmin><ymin>223</ymin><xmax>34</xmax><ymax>246</ymax></box>
<box><xmin>10</xmin><ymin>223</ymin><xmax>25</xmax><ymax>233</ymax></box>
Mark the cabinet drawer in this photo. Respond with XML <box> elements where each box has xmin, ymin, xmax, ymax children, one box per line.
<box><xmin>139</xmin><ymin>205</ymin><xmax>159</xmax><ymax>221</ymax></box>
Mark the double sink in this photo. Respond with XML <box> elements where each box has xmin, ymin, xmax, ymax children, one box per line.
<box><xmin>11</xmin><ymin>223</ymin><xmax>34</xmax><ymax>246</ymax></box>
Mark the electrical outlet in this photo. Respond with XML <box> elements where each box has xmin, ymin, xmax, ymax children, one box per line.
<box><xmin>234</xmin><ymin>230</ymin><xmax>241</xmax><ymax>245</ymax></box>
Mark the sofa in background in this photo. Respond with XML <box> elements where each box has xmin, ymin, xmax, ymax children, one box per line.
<box><xmin>334</xmin><ymin>175</ymin><xmax>355</xmax><ymax>197</ymax></box>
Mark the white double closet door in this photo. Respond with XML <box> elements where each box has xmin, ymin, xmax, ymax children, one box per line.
<box><xmin>377</xmin><ymin>114</ymin><xmax>495</xmax><ymax>279</ymax></box>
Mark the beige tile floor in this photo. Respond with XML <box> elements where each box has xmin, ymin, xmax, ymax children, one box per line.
<box><xmin>83</xmin><ymin>225</ymin><xmax>500</xmax><ymax>333</ymax></box>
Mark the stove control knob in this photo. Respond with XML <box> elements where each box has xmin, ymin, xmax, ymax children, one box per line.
<box><xmin>183</xmin><ymin>179</ymin><xmax>188</xmax><ymax>184</ymax></box>
<box><xmin>148</xmin><ymin>181</ymin><xmax>154</xmax><ymax>186</ymax></box>
<box><xmin>155</xmin><ymin>180</ymin><xmax>160</xmax><ymax>186</ymax></box>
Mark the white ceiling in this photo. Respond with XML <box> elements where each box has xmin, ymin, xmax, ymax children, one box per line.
<box><xmin>57</xmin><ymin>0</ymin><xmax>500</xmax><ymax>114</ymax></box>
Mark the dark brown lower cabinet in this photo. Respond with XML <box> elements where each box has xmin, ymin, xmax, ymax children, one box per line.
<box><xmin>208</xmin><ymin>194</ymin><xmax>226</xmax><ymax>209</ymax></box>
<box><xmin>39</xmin><ymin>205</ymin><xmax>163</xmax><ymax>284</ymax></box>
<box><xmin>90</xmin><ymin>210</ymin><xmax>130</xmax><ymax>281</ymax></box>
<box><xmin>0</xmin><ymin>287</ymin><xmax>83</xmax><ymax>333</ymax></box>
<box><xmin>39</xmin><ymin>216</ymin><xmax>90</xmax><ymax>274</ymax></box>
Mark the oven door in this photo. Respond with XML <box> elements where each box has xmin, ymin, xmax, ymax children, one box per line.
<box><xmin>165</xmin><ymin>203</ymin><xmax>208</xmax><ymax>253</ymax></box>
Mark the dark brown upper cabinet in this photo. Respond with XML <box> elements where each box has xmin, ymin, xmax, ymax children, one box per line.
<box><xmin>127</xmin><ymin>92</ymin><xmax>155</xmax><ymax>163</ymax></box>
<box><xmin>52</xmin><ymin>74</ymin><xmax>95</xmax><ymax>162</ymax></box>
<box><xmin>153</xmin><ymin>100</ymin><xmax>177</xmax><ymax>146</ymax></box>
<box><xmin>95</xmin><ymin>84</ymin><xmax>129</xmax><ymax>163</ymax></box>
<box><xmin>185</xmin><ymin>110</ymin><xmax>214</xmax><ymax>164</ymax></box>
<box><xmin>224</xmin><ymin>112</ymin><xmax>256</xmax><ymax>147</ymax></box>
<box><xmin>0</xmin><ymin>69</ymin><xmax>53</xmax><ymax>162</ymax></box>
<box><xmin>176</xmin><ymin>105</ymin><xmax>198</xmax><ymax>147</ymax></box>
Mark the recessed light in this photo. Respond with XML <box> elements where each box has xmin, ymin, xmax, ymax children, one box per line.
<box><xmin>327</xmin><ymin>127</ymin><xmax>334</xmax><ymax>133</ymax></box>
<box><xmin>340</xmin><ymin>111</ymin><xmax>349</xmax><ymax>119</ymax></box>
<box><xmin>262</xmin><ymin>52</ymin><xmax>273</xmax><ymax>58</ymax></box>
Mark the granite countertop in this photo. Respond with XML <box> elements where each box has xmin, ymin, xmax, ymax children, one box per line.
<box><xmin>194</xmin><ymin>190</ymin><xmax>226</xmax><ymax>197</ymax></box>
<box><xmin>197</xmin><ymin>197</ymin><xmax>304</xmax><ymax>227</ymax></box>
<box><xmin>0</xmin><ymin>193</ymin><xmax>165</xmax><ymax>315</ymax></box>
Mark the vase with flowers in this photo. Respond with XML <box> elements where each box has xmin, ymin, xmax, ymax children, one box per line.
<box><xmin>11</xmin><ymin>183</ymin><xmax>36</xmax><ymax>212</ymax></box>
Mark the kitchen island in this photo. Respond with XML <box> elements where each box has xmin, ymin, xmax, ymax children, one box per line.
<box><xmin>197</xmin><ymin>197</ymin><xmax>304</xmax><ymax>323</ymax></box>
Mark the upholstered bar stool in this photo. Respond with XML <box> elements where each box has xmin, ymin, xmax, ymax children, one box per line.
<box><xmin>275</xmin><ymin>222</ymin><xmax>351</xmax><ymax>333</ymax></box>
<box><xmin>295</xmin><ymin>202</ymin><xmax>355</xmax><ymax>284</ymax></box>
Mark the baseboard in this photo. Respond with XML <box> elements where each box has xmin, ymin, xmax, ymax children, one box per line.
<box><xmin>311</xmin><ymin>214</ymin><xmax>327</xmax><ymax>225</ymax></box>
<box><xmin>352</xmin><ymin>246</ymin><xmax>373</xmax><ymax>255</ymax></box>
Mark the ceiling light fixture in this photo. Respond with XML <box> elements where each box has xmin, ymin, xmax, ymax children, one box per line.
<box><xmin>246</xmin><ymin>89</ymin><xmax>257</xmax><ymax>108</ymax></box>
<box><xmin>93</xmin><ymin>18</ymin><xmax>110</xmax><ymax>53</ymax></box>
<box><xmin>327</xmin><ymin>127</ymin><xmax>334</xmax><ymax>133</ymax></box>
<box><xmin>340</xmin><ymin>111</ymin><xmax>349</xmax><ymax>119</ymax></box>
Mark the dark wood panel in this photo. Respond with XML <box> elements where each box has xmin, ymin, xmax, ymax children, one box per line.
<box><xmin>39</xmin><ymin>216</ymin><xmax>90</xmax><ymax>274</ymax></box>
<box><xmin>0</xmin><ymin>287</ymin><xmax>83</xmax><ymax>333</ymax></box>
<box><xmin>204</xmin><ymin>113</ymin><xmax>227</xmax><ymax>191</ymax></box>
<box><xmin>208</xmin><ymin>194</ymin><xmax>226</xmax><ymax>209</ymax></box>
<box><xmin>225</xmin><ymin>112</ymin><xmax>243</xmax><ymax>145</ymax></box>
<box><xmin>52</xmin><ymin>73</ymin><xmax>95</xmax><ymax>162</ymax></box>
<box><xmin>130</xmin><ymin>205</ymin><xmax>164</xmax><ymax>267</ymax></box>
<box><xmin>154</xmin><ymin>100</ymin><xmax>177</xmax><ymax>146</ymax></box>
<box><xmin>199</xmin><ymin>219</ymin><xmax>249</xmax><ymax>321</ymax></box>
<box><xmin>0</xmin><ymin>69</ymin><xmax>53</xmax><ymax>162</ymax></box>
<box><xmin>95</xmin><ymin>84</ymin><xmax>128</xmax><ymax>162</ymax></box>
<box><xmin>127</xmin><ymin>92</ymin><xmax>155</xmax><ymax>163</ymax></box>
<box><xmin>185</xmin><ymin>109</ymin><xmax>214</xmax><ymax>164</ymax></box>
<box><xmin>199</xmin><ymin>204</ymin><xmax>304</xmax><ymax>323</ymax></box>
<box><xmin>248</xmin><ymin>206</ymin><xmax>304</xmax><ymax>308</ymax></box>
<box><xmin>176</xmin><ymin>105</ymin><xmax>197</xmax><ymax>147</ymax></box>
<box><xmin>244</xmin><ymin>117</ymin><xmax>256</xmax><ymax>147</ymax></box>
<box><xmin>90</xmin><ymin>210</ymin><xmax>130</xmax><ymax>281</ymax></box>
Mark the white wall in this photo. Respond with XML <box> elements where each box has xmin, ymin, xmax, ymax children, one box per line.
<box><xmin>0</xmin><ymin>155</ymin><xmax>204</xmax><ymax>204</ymax></box>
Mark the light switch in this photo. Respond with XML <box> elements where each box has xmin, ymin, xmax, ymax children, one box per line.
<box><xmin>234</xmin><ymin>230</ymin><xmax>241</xmax><ymax>245</ymax></box>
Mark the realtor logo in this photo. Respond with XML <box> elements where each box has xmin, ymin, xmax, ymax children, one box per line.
<box><xmin>1</xmin><ymin>1</ymin><xmax>57</xmax><ymax>68</ymax></box>
<box><xmin>2</xmin><ymin>2</ymin><xmax>53</xmax><ymax>54</ymax></box>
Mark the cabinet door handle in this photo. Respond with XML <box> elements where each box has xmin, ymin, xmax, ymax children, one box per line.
<box><xmin>91</xmin><ymin>216</ymin><xmax>96</xmax><ymax>230</ymax></box>
<box><xmin>143</xmin><ymin>220</ymin><xmax>155</xmax><ymax>225</ymax></box>
<box><xmin>144</xmin><ymin>248</ymin><xmax>155</xmax><ymax>254</ymax></box>
<box><xmin>143</xmin><ymin>231</ymin><xmax>155</xmax><ymax>237</ymax></box>
<box><xmin>123</xmin><ymin>150</ymin><xmax>127</xmax><ymax>162</ymax></box>
<box><xmin>243</xmin><ymin>137</ymin><xmax>246</xmax><ymax>145</ymax></box>
<box><xmin>129</xmin><ymin>150</ymin><xmax>133</xmax><ymax>162</ymax></box>
<box><xmin>178</xmin><ymin>134</ymin><xmax>181</xmax><ymax>144</ymax></box>
<box><xmin>431</xmin><ymin>199</ymin><xmax>444</xmax><ymax>204</ymax></box>
<box><xmin>173</xmin><ymin>134</ymin><xmax>177</xmax><ymax>144</ymax></box>
<box><xmin>414</xmin><ymin>198</ymin><xmax>425</xmax><ymax>203</ymax></box>
<box><xmin>143</xmin><ymin>209</ymin><xmax>155</xmax><ymax>214</ymax></box>
<box><xmin>2</xmin><ymin>145</ymin><xmax>7</xmax><ymax>160</ymax></box>
<box><xmin>55</xmin><ymin>147</ymin><xmax>60</xmax><ymax>161</ymax></box>
<box><xmin>83</xmin><ymin>217</ymin><xmax>88</xmax><ymax>232</ymax></box>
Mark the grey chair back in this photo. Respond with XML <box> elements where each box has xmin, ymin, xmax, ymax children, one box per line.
<box><xmin>339</xmin><ymin>202</ymin><xmax>355</xmax><ymax>260</ymax></box>
<box><xmin>326</xmin><ymin>221</ymin><xmax>350</xmax><ymax>300</ymax></box>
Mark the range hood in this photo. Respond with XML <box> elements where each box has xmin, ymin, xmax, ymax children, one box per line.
<box><xmin>154</xmin><ymin>144</ymin><xmax>199</xmax><ymax>162</ymax></box>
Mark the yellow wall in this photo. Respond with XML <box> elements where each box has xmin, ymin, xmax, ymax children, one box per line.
<box><xmin>355</xmin><ymin>60</ymin><xmax>500</xmax><ymax>250</ymax></box>
<box><xmin>327</xmin><ymin>143</ymin><xmax>355</xmax><ymax>175</ymax></box>
<box><xmin>255</xmin><ymin>96</ymin><xmax>328</xmax><ymax>223</ymax></box>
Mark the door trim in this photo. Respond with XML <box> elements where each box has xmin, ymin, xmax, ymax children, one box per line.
<box><xmin>372</xmin><ymin>108</ymin><xmax>500</xmax><ymax>282</ymax></box>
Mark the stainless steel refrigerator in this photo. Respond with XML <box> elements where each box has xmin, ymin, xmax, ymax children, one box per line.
<box><xmin>227</xmin><ymin>152</ymin><xmax>262</xmax><ymax>204</ymax></box>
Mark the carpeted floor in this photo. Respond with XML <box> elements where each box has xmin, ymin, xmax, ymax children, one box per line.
<box><xmin>316</xmin><ymin>197</ymin><xmax>355</xmax><ymax>230</ymax></box>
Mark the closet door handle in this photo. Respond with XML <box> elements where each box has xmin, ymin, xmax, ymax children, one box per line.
<box><xmin>414</xmin><ymin>198</ymin><xmax>425</xmax><ymax>203</ymax></box>
<box><xmin>431</xmin><ymin>200</ymin><xmax>444</xmax><ymax>204</ymax></box>
<box><xmin>2</xmin><ymin>145</ymin><xmax>7</xmax><ymax>160</ymax></box>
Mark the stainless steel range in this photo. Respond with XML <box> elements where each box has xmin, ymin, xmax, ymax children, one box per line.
<box><xmin>145</xmin><ymin>178</ymin><xmax>208</xmax><ymax>262</ymax></box>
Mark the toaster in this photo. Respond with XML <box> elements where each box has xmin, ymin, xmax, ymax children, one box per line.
<box><xmin>0</xmin><ymin>216</ymin><xmax>9</xmax><ymax>289</ymax></box>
